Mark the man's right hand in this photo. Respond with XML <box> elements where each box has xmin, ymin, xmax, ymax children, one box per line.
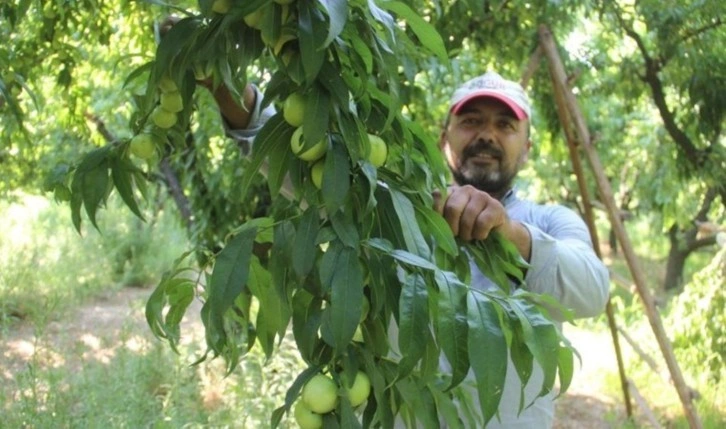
<box><xmin>157</xmin><ymin>15</ymin><xmax>214</xmax><ymax>88</ymax></box>
<box><xmin>158</xmin><ymin>15</ymin><xmax>181</xmax><ymax>38</ymax></box>
<box><xmin>154</xmin><ymin>15</ymin><xmax>256</xmax><ymax>129</ymax></box>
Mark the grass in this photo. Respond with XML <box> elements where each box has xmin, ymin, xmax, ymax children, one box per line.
<box><xmin>0</xmin><ymin>192</ymin><xmax>187</xmax><ymax>324</ymax></box>
<box><xmin>0</xmin><ymin>192</ymin><xmax>306</xmax><ymax>428</ymax></box>
<box><xmin>595</xmin><ymin>245</ymin><xmax>726</xmax><ymax>429</ymax></box>
<box><xmin>2</xmin><ymin>320</ymin><xmax>304</xmax><ymax>428</ymax></box>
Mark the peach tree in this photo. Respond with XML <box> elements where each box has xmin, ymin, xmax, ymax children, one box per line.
<box><xmin>61</xmin><ymin>0</ymin><xmax>575</xmax><ymax>427</ymax></box>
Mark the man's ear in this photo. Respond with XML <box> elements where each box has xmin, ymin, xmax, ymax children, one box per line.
<box><xmin>438</xmin><ymin>130</ymin><xmax>447</xmax><ymax>150</ymax></box>
<box><xmin>521</xmin><ymin>138</ymin><xmax>532</xmax><ymax>163</ymax></box>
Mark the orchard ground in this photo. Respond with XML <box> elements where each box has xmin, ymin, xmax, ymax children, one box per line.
<box><xmin>0</xmin><ymin>285</ymin><xmax>647</xmax><ymax>428</ymax></box>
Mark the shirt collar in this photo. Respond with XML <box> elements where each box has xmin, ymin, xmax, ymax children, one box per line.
<box><xmin>500</xmin><ymin>187</ymin><xmax>517</xmax><ymax>206</ymax></box>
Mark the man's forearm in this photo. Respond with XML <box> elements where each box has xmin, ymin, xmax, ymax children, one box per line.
<box><xmin>212</xmin><ymin>83</ymin><xmax>256</xmax><ymax>129</ymax></box>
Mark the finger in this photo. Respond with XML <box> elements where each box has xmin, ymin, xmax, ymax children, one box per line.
<box><xmin>457</xmin><ymin>195</ymin><xmax>488</xmax><ymax>241</ymax></box>
<box><xmin>159</xmin><ymin>15</ymin><xmax>181</xmax><ymax>37</ymax></box>
<box><xmin>432</xmin><ymin>189</ymin><xmax>444</xmax><ymax>214</ymax></box>
<box><xmin>472</xmin><ymin>203</ymin><xmax>506</xmax><ymax>241</ymax></box>
<box><xmin>442</xmin><ymin>188</ymin><xmax>471</xmax><ymax>237</ymax></box>
<box><xmin>472</xmin><ymin>210</ymin><xmax>497</xmax><ymax>240</ymax></box>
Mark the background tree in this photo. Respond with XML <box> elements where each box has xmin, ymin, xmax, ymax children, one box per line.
<box><xmin>587</xmin><ymin>0</ymin><xmax>725</xmax><ymax>291</ymax></box>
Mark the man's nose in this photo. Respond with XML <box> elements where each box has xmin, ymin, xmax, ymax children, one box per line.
<box><xmin>475</xmin><ymin>121</ymin><xmax>495</xmax><ymax>141</ymax></box>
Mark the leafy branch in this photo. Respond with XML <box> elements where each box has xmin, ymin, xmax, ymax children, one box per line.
<box><xmin>611</xmin><ymin>4</ymin><xmax>713</xmax><ymax>172</ymax></box>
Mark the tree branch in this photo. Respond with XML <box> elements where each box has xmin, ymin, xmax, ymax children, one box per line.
<box><xmin>612</xmin><ymin>5</ymin><xmax>705</xmax><ymax>169</ymax></box>
<box><xmin>685</xmin><ymin>235</ymin><xmax>717</xmax><ymax>253</ymax></box>
<box><xmin>662</xmin><ymin>17</ymin><xmax>724</xmax><ymax>65</ymax></box>
<box><xmin>159</xmin><ymin>157</ymin><xmax>192</xmax><ymax>229</ymax></box>
<box><xmin>694</xmin><ymin>187</ymin><xmax>717</xmax><ymax>221</ymax></box>
<box><xmin>680</xmin><ymin>187</ymin><xmax>719</xmax><ymax>254</ymax></box>
<box><xmin>84</xmin><ymin>112</ymin><xmax>116</xmax><ymax>143</ymax></box>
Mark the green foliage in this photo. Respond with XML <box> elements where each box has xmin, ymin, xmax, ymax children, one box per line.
<box><xmin>668</xmin><ymin>248</ymin><xmax>726</xmax><ymax>384</ymax></box>
<box><xmin>1</xmin><ymin>0</ymin><xmax>161</xmax><ymax>195</ymax></box>
<box><xmin>0</xmin><ymin>192</ymin><xmax>186</xmax><ymax>324</ymax></box>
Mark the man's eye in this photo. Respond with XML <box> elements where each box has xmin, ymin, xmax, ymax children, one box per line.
<box><xmin>498</xmin><ymin>120</ymin><xmax>515</xmax><ymax>129</ymax></box>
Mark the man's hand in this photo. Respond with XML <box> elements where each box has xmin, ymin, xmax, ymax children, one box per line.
<box><xmin>158</xmin><ymin>15</ymin><xmax>181</xmax><ymax>38</ymax></box>
<box><xmin>434</xmin><ymin>185</ymin><xmax>507</xmax><ymax>241</ymax></box>
<box><xmin>433</xmin><ymin>185</ymin><xmax>532</xmax><ymax>260</ymax></box>
<box><xmin>157</xmin><ymin>16</ymin><xmax>214</xmax><ymax>88</ymax></box>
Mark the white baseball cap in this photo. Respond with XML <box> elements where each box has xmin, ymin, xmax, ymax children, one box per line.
<box><xmin>449</xmin><ymin>71</ymin><xmax>531</xmax><ymax>120</ymax></box>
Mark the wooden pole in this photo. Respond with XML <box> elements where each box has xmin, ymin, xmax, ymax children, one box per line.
<box><xmin>545</xmin><ymin>59</ymin><xmax>634</xmax><ymax>420</ymax></box>
<box><xmin>520</xmin><ymin>45</ymin><xmax>542</xmax><ymax>89</ymax></box>
<box><xmin>538</xmin><ymin>24</ymin><xmax>702</xmax><ymax>429</ymax></box>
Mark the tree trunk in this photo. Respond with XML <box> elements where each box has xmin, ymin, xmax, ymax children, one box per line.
<box><xmin>159</xmin><ymin>157</ymin><xmax>192</xmax><ymax>229</ymax></box>
<box><xmin>663</xmin><ymin>188</ymin><xmax>719</xmax><ymax>291</ymax></box>
<box><xmin>664</xmin><ymin>225</ymin><xmax>688</xmax><ymax>291</ymax></box>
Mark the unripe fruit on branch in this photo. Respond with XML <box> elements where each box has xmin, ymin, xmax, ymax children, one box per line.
<box><xmin>346</xmin><ymin>371</ymin><xmax>371</xmax><ymax>407</ymax></box>
<box><xmin>160</xmin><ymin>91</ymin><xmax>184</xmax><ymax>113</ymax></box>
<box><xmin>293</xmin><ymin>401</ymin><xmax>322</xmax><ymax>429</ymax></box>
<box><xmin>367</xmin><ymin>134</ymin><xmax>388</xmax><ymax>167</ymax></box>
<box><xmin>352</xmin><ymin>325</ymin><xmax>364</xmax><ymax>342</ymax></box>
<box><xmin>311</xmin><ymin>160</ymin><xmax>324</xmax><ymax>189</ymax></box>
<box><xmin>3</xmin><ymin>71</ymin><xmax>15</xmax><ymax>84</ymax></box>
<box><xmin>290</xmin><ymin>127</ymin><xmax>327</xmax><ymax>162</ymax></box>
<box><xmin>243</xmin><ymin>8</ymin><xmax>264</xmax><ymax>29</ymax></box>
<box><xmin>301</xmin><ymin>374</ymin><xmax>339</xmax><ymax>414</ymax></box>
<box><xmin>360</xmin><ymin>295</ymin><xmax>370</xmax><ymax>323</ymax></box>
<box><xmin>54</xmin><ymin>186</ymin><xmax>71</xmax><ymax>202</ymax></box>
<box><xmin>273</xmin><ymin>31</ymin><xmax>298</xmax><ymax>56</ymax></box>
<box><xmin>283</xmin><ymin>93</ymin><xmax>305</xmax><ymax>127</ymax></box>
<box><xmin>157</xmin><ymin>76</ymin><xmax>178</xmax><ymax>93</ymax></box>
<box><xmin>193</xmin><ymin>62</ymin><xmax>213</xmax><ymax>81</ymax></box>
<box><xmin>129</xmin><ymin>133</ymin><xmax>157</xmax><ymax>159</ymax></box>
<box><xmin>150</xmin><ymin>106</ymin><xmax>177</xmax><ymax>129</ymax></box>
<box><xmin>211</xmin><ymin>0</ymin><xmax>231</xmax><ymax>14</ymax></box>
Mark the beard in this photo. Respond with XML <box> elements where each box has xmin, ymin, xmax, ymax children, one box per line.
<box><xmin>449</xmin><ymin>139</ymin><xmax>521</xmax><ymax>196</ymax></box>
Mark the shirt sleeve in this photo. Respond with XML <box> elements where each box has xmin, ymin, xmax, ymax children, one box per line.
<box><xmin>521</xmin><ymin>206</ymin><xmax>610</xmax><ymax>320</ymax></box>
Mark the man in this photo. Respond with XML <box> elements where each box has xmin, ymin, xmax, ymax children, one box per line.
<box><xmin>432</xmin><ymin>71</ymin><xmax>610</xmax><ymax>427</ymax></box>
<box><xmin>204</xmin><ymin>69</ymin><xmax>609</xmax><ymax>426</ymax></box>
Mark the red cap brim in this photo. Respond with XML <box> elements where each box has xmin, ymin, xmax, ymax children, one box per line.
<box><xmin>451</xmin><ymin>91</ymin><xmax>527</xmax><ymax>120</ymax></box>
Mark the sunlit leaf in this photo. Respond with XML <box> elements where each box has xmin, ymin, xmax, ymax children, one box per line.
<box><xmin>204</xmin><ymin>226</ymin><xmax>257</xmax><ymax>355</ymax></box>
<box><xmin>323</xmin><ymin>245</ymin><xmax>363</xmax><ymax>350</ymax></box>
<box><xmin>415</xmin><ymin>204</ymin><xmax>458</xmax><ymax>257</ymax></box>
<box><xmin>321</xmin><ymin>141</ymin><xmax>350</xmax><ymax>213</ymax></box>
<box><xmin>318</xmin><ymin>0</ymin><xmax>348</xmax><ymax>48</ymax></box>
<box><xmin>292</xmin><ymin>207</ymin><xmax>320</xmax><ymax>278</ymax></box>
<box><xmin>110</xmin><ymin>155</ymin><xmax>144</xmax><ymax>221</ymax></box>
<box><xmin>434</xmin><ymin>270</ymin><xmax>469</xmax><ymax>390</ymax></box>
<box><xmin>298</xmin><ymin>2</ymin><xmax>327</xmax><ymax>82</ymax></box>
<box><xmin>238</xmin><ymin>114</ymin><xmax>289</xmax><ymax>200</ymax></box>
<box><xmin>382</xmin><ymin>1</ymin><xmax>448</xmax><ymax>62</ymax></box>
<box><xmin>389</xmin><ymin>188</ymin><xmax>431</xmax><ymax>258</ymax></box>
<box><xmin>397</xmin><ymin>272</ymin><xmax>429</xmax><ymax>378</ymax></box>
<box><xmin>467</xmin><ymin>292</ymin><xmax>507</xmax><ymax>425</ymax></box>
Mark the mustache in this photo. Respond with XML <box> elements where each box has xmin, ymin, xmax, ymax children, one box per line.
<box><xmin>462</xmin><ymin>139</ymin><xmax>503</xmax><ymax>160</ymax></box>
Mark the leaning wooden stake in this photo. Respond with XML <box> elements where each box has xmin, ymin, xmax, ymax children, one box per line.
<box><xmin>538</xmin><ymin>24</ymin><xmax>702</xmax><ymax>429</ymax></box>
<box><xmin>541</xmin><ymin>57</ymin><xmax>634</xmax><ymax>420</ymax></box>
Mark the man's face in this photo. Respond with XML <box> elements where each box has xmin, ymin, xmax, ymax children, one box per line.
<box><xmin>440</xmin><ymin>97</ymin><xmax>531</xmax><ymax>198</ymax></box>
